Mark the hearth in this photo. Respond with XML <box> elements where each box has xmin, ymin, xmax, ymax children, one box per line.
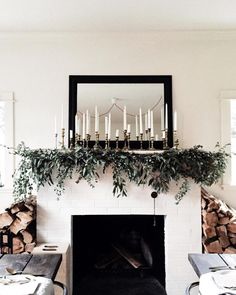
<box><xmin>72</xmin><ymin>215</ymin><xmax>166</xmax><ymax>295</ymax></box>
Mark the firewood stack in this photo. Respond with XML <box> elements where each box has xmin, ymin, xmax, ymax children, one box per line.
<box><xmin>202</xmin><ymin>188</ymin><xmax>236</xmax><ymax>254</ymax></box>
<box><xmin>0</xmin><ymin>196</ymin><xmax>36</xmax><ymax>254</ymax></box>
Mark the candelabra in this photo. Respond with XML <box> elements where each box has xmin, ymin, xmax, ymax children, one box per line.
<box><xmin>123</xmin><ymin>130</ymin><xmax>128</xmax><ymax>151</ymax></box>
<box><xmin>69</xmin><ymin>137</ymin><xmax>74</xmax><ymax>149</ymax></box>
<box><xmin>127</xmin><ymin>132</ymin><xmax>131</xmax><ymax>150</ymax></box>
<box><xmin>93</xmin><ymin>132</ymin><xmax>101</xmax><ymax>150</ymax></box>
<box><xmin>139</xmin><ymin>133</ymin><xmax>143</xmax><ymax>150</ymax></box>
<box><xmin>150</xmin><ymin>136</ymin><xmax>155</xmax><ymax>150</ymax></box>
<box><xmin>55</xmin><ymin>133</ymin><xmax>58</xmax><ymax>149</ymax></box>
<box><xmin>115</xmin><ymin>136</ymin><xmax>119</xmax><ymax>151</ymax></box>
<box><xmin>61</xmin><ymin>128</ymin><xmax>65</xmax><ymax>149</ymax></box>
<box><xmin>162</xmin><ymin>130</ymin><xmax>168</xmax><ymax>150</ymax></box>
<box><xmin>86</xmin><ymin>134</ymin><xmax>90</xmax><ymax>149</ymax></box>
<box><xmin>75</xmin><ymin>133</ymin><xmax>82</xmax><ymax>146</ymax></box>
<box><xmin>148</xmin><ymin>128</ymin><xmax>151</xmax><ymax>149</ymax></box>
<box><xmin>105</xmin><ymin>133</ymin><xmax>110</xmax><ymax>150</ymax></box>
<box><xmin>174</xmin><ymin>130</ymin><xmax>179</xmax><ymax>149</ymax></box>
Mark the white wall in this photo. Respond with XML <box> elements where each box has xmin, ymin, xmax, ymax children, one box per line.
<box><xmin>0</xmin><ymin>31</ymin><xmax>236</xmax><ymax>202</ymax></box>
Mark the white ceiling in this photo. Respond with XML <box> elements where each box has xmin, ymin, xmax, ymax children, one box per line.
<box><xmin>1</xmin><ymin>0</ymin><xmax>236</xmax><ymax>32</ymax></box>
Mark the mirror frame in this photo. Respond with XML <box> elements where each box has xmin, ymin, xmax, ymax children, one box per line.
<box><xmin>69</xmin><ymin>75</ymin><xmax>173</xmax><ymax>148</ymax></box>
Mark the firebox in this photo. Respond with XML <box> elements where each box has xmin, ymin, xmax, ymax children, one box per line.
<box><xmin>72</xmin><ymin>215</ymin><xmax>166</xmax><ymax>295</ymax></box>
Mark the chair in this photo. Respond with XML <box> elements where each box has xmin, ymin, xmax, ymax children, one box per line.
<box><xmin>185</xmin><ymin>281</ymin><xmax>199</xmax><ymax>295</ymax></box>
<box><xmin>54</xmin><ymin>281</ymin><xmax>68</xmax><ymax>295</ymax></box>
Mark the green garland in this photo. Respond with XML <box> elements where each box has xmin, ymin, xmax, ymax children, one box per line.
<box><xmin>12</xmin><ymin>142</ymin><xmax>229</xmax><ymax>203</ymax></box>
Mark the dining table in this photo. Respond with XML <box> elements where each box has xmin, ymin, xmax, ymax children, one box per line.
<box><xmin>0</xmin><ymin>253</ymin><xmax>66</xmax><ymax>295</ymax></box>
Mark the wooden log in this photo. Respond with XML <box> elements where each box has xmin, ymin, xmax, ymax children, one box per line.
<box><xmin>207</xmin><ymin>201</ymin><xmax>220</xmax><ymax>212</ymax></box>
<box><xmin>12</xmin><ymin>237</ymin><xmax>25</xmax><ymax>254</ymax></box>
<box><xmin>16</xmin><ymin>211</ymin><xmax>34</xmax><ymax>223</ymax></box>
<box><xmin>227</xmin><ymin>223</ymin><xmax>236</xmax><ymax>234</ymax></box>
<box><xmin>216</xmin><ymin>225</ymin><xmax>227</xmax><ymax>237</ymax></box>
<box><xmin>203</xmin><ymin>212</ymin><xmax>218</xmax><ymax>226</ymax></box>
<box><xmin>204</xmin><ymin>240</ymin><xmax>223</xmax><ymax>253</ymax></box>
<box><xmin>24</xmin><ymin>242</ymin><xmax>36</xmax><ymax>253</ymax></box>
<box><xmin>9</xmin><ymin>218</ymin><xmax>28</xmax><ymax>235</ymax></box>
<box><xmin>230</xmin><ymin>237</ymin><xmax>236</xmax><ymax>245</ymax></box>
<box><xmin>219</xmin><ymin>236</ymin><xmax>230</xmax><ymax>248</ymax></box>
<box><xmin>0</xmin><ymin>212</ymin><xmax>13</xmax><ymax>228</ymax></box>
<box><xmin>218</xmin><ymin>216</ymin><xmax>230</xmax><ymax>225</ymax></box>
<box><xmin>202</xmin><ymin>225</ymin><xmax>216</xmax><ymax>239</ymax></box>
<box><xmin>224</xmin><ymin>246</ymin><xmax>236</xmax><ymax>254</ymax></box>
<box><xmin>21</xmin><ymin>230</ymin><xmax>33</xmax><ymax>244</ymax></box>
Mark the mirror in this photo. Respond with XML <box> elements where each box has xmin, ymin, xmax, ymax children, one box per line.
<box><xmin>69</xmin><ymin>75</ymin><xmax>173</xmax><ymax>149</ymax></box>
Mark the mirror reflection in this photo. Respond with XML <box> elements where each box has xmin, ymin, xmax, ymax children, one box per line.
<box><xmin>77</xmin><ymin>83</ymin><xmax>164</xmax><ymax>141</ymax></box>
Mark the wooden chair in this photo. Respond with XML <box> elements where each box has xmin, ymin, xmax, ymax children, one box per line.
<box><xmin>185</xmin><ymin>282</ymin><xmax>199</xmax><ymax>294</ymax></box>
<box><xmin>0</xmin><ymin>231</ymin><xmax>13</xmax><ymax>254</ymax></box>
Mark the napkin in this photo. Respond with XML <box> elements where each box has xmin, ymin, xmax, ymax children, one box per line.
<box><xmin>0</xmin><ymin>274</ymin><xmax>54</xmax><ymax>295</ymax></box>
<box><xmin>199</xmin><ymin>270</ymin><xmax>236</xmax><ymax>295</ymax></box>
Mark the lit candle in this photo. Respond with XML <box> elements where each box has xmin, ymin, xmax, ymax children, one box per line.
<box><xmin>161</xmin><ymin>107</ymin><xmax>164</xmax><ymax>130</ymax></box>
<box><xmin>174</xmin><ymin>110</ymin><xmax>177</xmax><ymax>131</ymax></box>
<box><xmin>116</xmin><ymin>129</ymin><xmax>119</xmax><ymax>137</ymax></box>
<box><xmin>108</xmin><ymin>113</ymin><xmax>111</xmax><ymax>140</ymax></box>
<box><xmin>150</xmin><ymin>111</ymin><xmax>154</xmax><ymax>137</ymax></box>
<box><xmin>139</xmin><ymin>108</ymin><xmax>143</xmax><ymax>134</ymax></box>
<box><xmin>54</xmin><ymin>116</ymin><xmax>57</xmax><ymax>134</ymax></box>
<box><xmin>123</xmin><ymin>106</ymin><xmax>127</xmax><ymax>131</ymax></box>
<box><xmin>95</xmin><ymin>106</ymin><xmax>98</xmax><ymax>133</ymax></box>
<box><xmin>165</xmin><ymin>104</ymin><xmax>168</xmax><ymax>130</ymax></box>
<box><xmin>82</xmin><ymin>113</ymin><xmax>86</xmax><ymax>139</ymax></box>
<box><xmin>105</xmin><ymin>116</ymin><xmax>108</xmax><ymax>135</ymax></box>
<box><xmin>148</xmin><ymin>109</ymin><xmax>151</xmax><ymax>129</ymax></box>
<box><xmin>61</xmin><ymin>104</ymin><xmax>64</xmax><ymax>129</ymax></box>
<box><xmin>145</xmin><ymin>113</ymin><xmax>148</xmax><ymax>131</ymax></box>
<box><xmin>135</xmin><ymin>115</ymin><xmax>138</xmax><ymax>137</ymax></box>
<box><xmin>127</xmin><ymin>124</ymin><xmax>131</xmax><ymax>134</ymax></box>
<box><xmin>155</xmin><ymin>134</ymin><xmax>159</xmax><ymax>141</ymax></box>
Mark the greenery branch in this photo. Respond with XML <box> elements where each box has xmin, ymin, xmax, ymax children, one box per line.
<box><xmin>12</xmin><ymin>142</ymin><xmax>229</xmax><ymax>203</ymax></box>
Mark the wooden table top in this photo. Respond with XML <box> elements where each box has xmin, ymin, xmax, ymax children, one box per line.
<box><xmin>0</xmin><ymin>254</ymin><xmax>62</xmax><ymax>280</ymax></box>
<box><xmin>189</xmin><ymin>253</ymin><xmax>236</xmax><ymax>277</ymax></box>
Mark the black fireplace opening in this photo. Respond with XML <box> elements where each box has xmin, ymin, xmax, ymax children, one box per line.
<box><xmin>72</xmin><ymin>215</ymin><xmax>166</xmax><ymax>295</ymax></box>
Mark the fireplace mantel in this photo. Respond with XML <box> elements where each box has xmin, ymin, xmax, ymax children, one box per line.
<box><xmin>38</xmin><ymin>175</ymin><xmax>201</xmax><ymax>295</ymax></box>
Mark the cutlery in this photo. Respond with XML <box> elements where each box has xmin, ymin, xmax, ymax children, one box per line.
<box><xmin>5</xmin><ymin>267</ymin><xmax>44</xmax><ymax>277</ymax></box>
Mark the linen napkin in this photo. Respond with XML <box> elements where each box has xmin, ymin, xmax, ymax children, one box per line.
<box><xmin>199</xmin><ymin>270</ymin><xmax>236</xmax><ymax>295</ymax></box>
<box><xmin>0</xmin><ymin>274</ymin><xmax>54</xmax><ymax>295</ymax></box>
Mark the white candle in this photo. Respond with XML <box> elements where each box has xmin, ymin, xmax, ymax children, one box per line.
<box><xmin>151</xmin><ymin>111</ymin><xmax>154</xmax><ymax>137</ymax></box>
<box><xmin>70</xmin><ymin>129</ymin><xmax>73</xmax><ymax>139</ymax></box>
<box><xmin>54</xmin><ymin>116</ymin><xmax>57</xmax><ymax>134</ymax></box>
<box><xmin>105</xmin><ymin>116</ymin><xmax>108</xmax><ymax>135</ymax></box>
<box><xmin>139</xmin><ymin>108</ymin><xmax>143</xmax><ymax>134</ymax></box>
<box><xmin>86</xmin><ymin>110</ymin><xmax>90</xmax><ymax>134</ymax></box>
<box><xmin>123</xmin><ymin>106</ymin><xmax>127</xmax><ymax>131</ymax></box>
<box><xmin>88</xmin><ymin>112</ymin><xmax>91</xmax><ymax>135</ymax></box>
<box><xmin>145</xmin><ymin>113</ymin><xmax>148</xmax><ymax>131</ymax></box>
<box><xmin>174</xmin><ymin>110</ymin><xmax>177</xmax><ymax>131</ymax></box>
<box><xmin>155</xmin><ymin>134</ymin><xmax>159</xmax><ymax>141</ymax></box>
<box><xmin>75</xmin><ymin>114</ymin><xmax>78</xmax><ymax>133</ymax></box>
<box><xmin>165</xmin><ymin>104</ymin><xmax>168</xmax><ymax>130</ymax></box>
<box><xmin>135</xmin><ymin>115</ymin><xmax>138</xmax><ymax>137</ymax></box>
<box><xmin>95</xmin><ymin>106</ymin><xmax>98</xmax><ymax>132</ymax></box>
<box><xmin>116</xmin><ymin>129</ymin><xmax>119</xmax><ymax>137</ymax></box>
<box><xmin>127</xmin><ymin>124</ymin><xmax>131</xmax><ymax>134</ymax></box>
<box><xmin>82</xmin><ymin>113</ymin><xmax>86</xmax><ymax>139</ymax></box>
<box><xmin>108</xmin><ymin>113</ymin><xmax>111</xmax><ymax>139</ymax></box>
<box><xmin>161</xmin><ymin>107</ymin><xmax>164</xmax><ymax>130</ymax></box>
<box><xmin>78</xmin><ymin>118</ymin><xmax>81</xmax><ymax>135</ymax></box>
<box><xmin>61</xmin><ymin>104</ymin><xmax>64</xmax><ymax>129</ymax></box>
<box><xmin>148</xmin><ymin>109</ymin><xmax>151</xmax><ymax>129</ymax></box>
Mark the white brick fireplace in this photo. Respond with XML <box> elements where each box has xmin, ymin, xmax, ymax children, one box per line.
<box><xmin>38</xmin><ymin>172</ymin><xmax>201</xmax><ymax>295</ymax></box>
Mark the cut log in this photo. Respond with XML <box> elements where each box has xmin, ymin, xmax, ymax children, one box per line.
<box><xmin>218</xmin><ymin>217</ymin><xmax>230</xmax><ymax>225</ymax></box>
<box><xmin>224</xmin><ymin>246</ymin><xmax>236</xmax><ymax>254</ymax></box>
<box><xmin>21</xmin><ymin>230</ymin><xmax>33</xmax><ymax>244</ymax></box>
<box><xmin>12</xmin><ymin>237</ymin><xmax>25</xmax><ymax>254</ymax></box>
<box><xmin>112</xmin><ymin>243</ymin><xmax>145</xmax><ymax>269</ymax></box>
<box><xmin>16</xmin><ymin>211</ymin><xmax>34</xmax><ymax>224</ymax></box>
<box><xmin>202</xmin><ymin>225</ymin><xmax>216</xmax><ymax>239</ymax></box>
<box><xmin>216</xmin><ymin>225</ymin><xmax>227</xmax><ymax>237</ymax></box>
<box><xmin>203</xmin><ymin>212</ymin><xmax>218</xmax><ymax>226</ymax></box>
<box><xmin>9</xmin><ymin>218</ymin><xmax>28</xmax><ymax>235</ymax></box>
<box><xmin>219</xmin><ymin>236</ymin><xmax>230</xmax><ymax>248</ymax></box>
<box><xmin>227</xmin><ymin>223</ymin><xmax>236</xmax><ymax>234</ymax></box>
<box><xmin>0</xmin><ymin>212</ymin><xmax>13</xmax><ymax>228</ymax></box>
<box><xmin>204</xmin><ymin>240</ymin><xmax>223</xmax><ymax>253</ymax></box>
<box><xmin>25</xmin><ymin>242</ymin><xmax>36</xmax><ymax>253</ymax></box>
<box><xmin>207</xmin><ymin>201</ymin><xmax>220</xmax><ymax>212</ymax></box>
<box><xmin>230</xmin><ymin>237</ymin><xmax>236</xmax><ymax>245</ymax></box>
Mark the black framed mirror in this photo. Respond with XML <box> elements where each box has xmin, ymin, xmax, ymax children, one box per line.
<box><xmin>69</xmin><ymin>75</ymin><xmax>173</xmax><ymax>149</ymax></box>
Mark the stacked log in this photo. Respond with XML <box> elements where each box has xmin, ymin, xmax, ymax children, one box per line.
<box><xmin>202</xmin><ymin>188</ymin><xmax>236</xmax><ymax>253</ymax></box>
<box><xmin>0</xmin><ymin>196</ymin><xmax>36</xmax><ymax>253</ymax></box>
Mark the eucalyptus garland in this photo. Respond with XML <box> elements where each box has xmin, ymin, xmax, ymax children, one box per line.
<box><xmin>12</xmin><ymin>142</ymin><xmax>229</xmax><ymax>203</ymax></box>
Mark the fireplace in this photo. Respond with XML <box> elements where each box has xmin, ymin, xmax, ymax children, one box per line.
<box><xmin>72</xmin><ymin>215</ymin><xmax>166</xmax><ymax>295</ymax></box>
